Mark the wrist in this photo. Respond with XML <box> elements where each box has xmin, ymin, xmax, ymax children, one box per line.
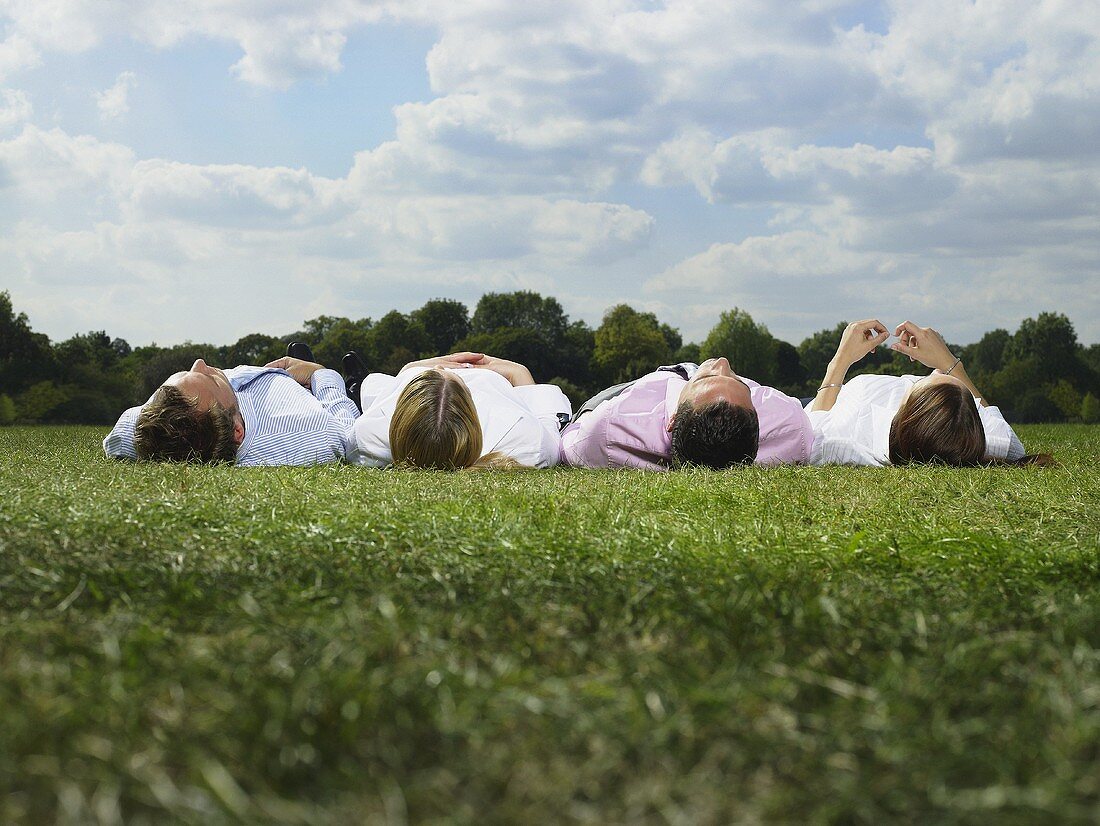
<box><xmin>825</xmin><ymin>358</ymin><xmax>850</xmax><ymax>381</ymax></box>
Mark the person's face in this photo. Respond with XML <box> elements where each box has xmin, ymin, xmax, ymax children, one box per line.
<box><xmin>164</xmin><ymin>359</ymin><xmax>238</xmax><ymax>412</ymax></box>
<box><xmin>670</xmin><ymin>357</ymin><xmax>754</xmax><ymax>430</ymax></box>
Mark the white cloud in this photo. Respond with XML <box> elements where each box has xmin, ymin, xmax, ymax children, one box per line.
<box><xmin>94</xmin><ymin>71</ymin><xmax>136</xmax><ymax>120</ymax></box>
<box><xmin>0</xmin><ymin>87</ymin><xmax>31</xmax><ymax>132</ymax></box>
<box><xmin>1</xmin><ymin>0</ymin><xmax>1099</xmax><ymax>345</ymax></box>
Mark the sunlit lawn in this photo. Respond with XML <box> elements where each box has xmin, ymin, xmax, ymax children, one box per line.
<box><xmin>1</xmin><ymin>425</ymin><xmax>1098</xmax><ymax>823</ymax></box>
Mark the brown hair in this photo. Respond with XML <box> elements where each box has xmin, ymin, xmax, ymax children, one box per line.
<box><xmin>889</xmin><ymin>383</ymin><xmax>986</xmax><ymax>466</ymax></box>
<box><xmin>889</xmin><ymin>382</ymin><xmax>1055</xmax><ymax>466</ymax></box>
<box><xmin>388</xmin><ymin>370</ymin><xmax>523</xmax><ymax>470</ymax></box>
<box><xmin>134</xmin><ymin>385</ymin><xmax>239</xmax><ymax>463</ymax></box>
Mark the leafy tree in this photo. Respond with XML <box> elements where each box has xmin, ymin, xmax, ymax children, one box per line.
<box><xmin>0</xmin><ymin>290</ymin><xmax>55</xmax><ymax>394</ymax></box>
<box><xmin>1048</xmin><ymin>379</ymin><xmax>1082</xmax><ymax>421</ymax></box>
<box><xmin>411</xmin><ymin>299</ymin><xmax>470</xmax><ymax>355</ymax></box>
<box><xmin>16</xmin><ymin>381</ymin><xmax>70</xmax><ymax>422</ymax></box>
<box><xmin>593</xmin><ymin>304</ymin><xmax>672</xmax><ymax>384</ymax></box>
<box><xmin>673</xmin><ymin>342</ymin><xmax>701</xmax><ymax>364</ymax></box>
<box><xmin>963</xmin><ymin>328</ymin><xmax>1011</xmax><ymax>377</ymax></box>
<box><xmin>0</xmin><ymin>394</ymin><xmax>15</xmax><ymax>424</ymax></box>
<box><xmin>470</xmin><ymin>292</ymin><xmax>568</xmax><ymax>348</ymax></box>
<box><xmin>129</xmin><ymin>343</ymin><xmax>219</xmax><ymax>401</ymax></box>
<box><xmin>308</xmin><ymin>317</ymin><xmax>374</xmax><ymax>370</ymax></box>
<box><xmin>701</xmin><ymin>309</ymin><xmax>777</xmax><ymax>384</ymax></box>
<box><xmin>224</xmin><ymin>333</ymin><xmax>283</xmax><ymax>367</ymax></box>
<box><xmin>557</xmin><ymin>321</ymin><xmax>596</xmax><ymax>390</ymax></box>
<box><xmin>1081</xmin><ymin>392</ymin><xmax>1100</xmax><ymax>424</ymax></box>
<box><xmin>986</xmin><ymin>357</ymin><xmax>1043</xmax><ymax>411</ymax></box>
<box><xmin>1005</xmin><ymin>312</ymin><xmax>1079</xmax><ymax>379</ymax></box>
<box><xmin>774</xmin><ymin>340</ymin><xmax>806</xmax><ymax>394</ymax></box>
<box><xmin>659</xmin><ymin>323</ymin><xmax>682</xmax><ymax>355</ymax></box>
<box><xmin>298</xmin><ymin>316</ymin><xmax>352</xmax><ymax>343</ymax></box>
<box><xmin>1014</xmin><ymin>390</ymin><xmax>1062</xmax><ymax>424</ymax></box>
<box><xmin>798</xmin><ymin>323</ymin><xmax>847</xmax><ymax>387</ymax></box>
<box><xmin>368</xmin><ymin>312</ymin><xmax>431</xmax><ymax>370</ymax></box>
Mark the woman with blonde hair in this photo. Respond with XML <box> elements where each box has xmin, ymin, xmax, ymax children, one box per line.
<box><xmin>348</xmin><ymin>351</ymin><xmax>570</xmax><ymax>469</ymax></box>
<box><xmin>806</xmin><ymin>319</ymin><xmax>1047</xmax><ymax>466</ymax></box>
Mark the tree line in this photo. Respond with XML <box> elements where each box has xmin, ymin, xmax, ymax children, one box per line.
<box><xmin>2</xmin><ymin>290</ymin><xmax>1098</xmax><ymax>425</ymax></box>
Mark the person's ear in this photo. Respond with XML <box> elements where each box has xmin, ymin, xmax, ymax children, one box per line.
<box><xmin>233</xmin><ymin>414</ymin><xmax>245</xmax><ymax>446</ymax></box>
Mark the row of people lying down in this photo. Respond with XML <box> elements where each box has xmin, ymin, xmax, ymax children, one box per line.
<box><xmin>103</xmin><ymin>319</ymin><xmax>1047</xmax><ymax>469</ymax></box>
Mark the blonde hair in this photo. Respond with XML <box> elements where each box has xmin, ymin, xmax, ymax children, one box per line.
<box><xmin>388</xmin><ymin>370</ymin><xmax>523</xmax><ymax>470</ymax></box>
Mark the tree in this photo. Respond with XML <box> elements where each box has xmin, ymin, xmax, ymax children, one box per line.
<box><xmin>773</xmin><ymin>340</ymin><xmax>806</xmax><ymax>394</ymax></box>
<box><xmin>470</xmin><ymin>291</ymin><xmax>568</xmax><ymax>348</ymax></box>
<box><xmin>0</xmin><ymin>394</ymin><xmax>15</xmax><ymax>425</ymax></box>
<box><xmin>224</xmin><ymin>333</ymin><xmax>283</xmax><ymax>367</ymax></box>
<box><xmin>1048</xmin><ymin>379</ymin><xmax>1082</xmax><ymax>421</ymax></box>
<box><xmin>0</xmin><ymin>290</ymin><xmax>55</xmax><ymax>394</ymax></box>
<box><xmin>1005</xmin><ymin>312</ymin><xmax>1079</xmax><ymax>379</ymax></box>
<box><xmin>130</xmin><ymin>343</ymin><xmax>219</xmax><ymax>400</ymax></box>
<box><xmin>798</xmin><ymin>323</ymin><xmax>847</xmax><ymax>387</ymax></box>
<box><xmin>659</xmin><ymin>323</ymin><xmax>682</xmax><ymax>355</ymax></box>
<box><xmin>593</xmin><ymin>304</ymin><xmax>672</xmax><ymax>384</ymax></box>
<box><xmin>964</xmin><ymin>328</ymin><xmax>1011</xmax><ymax>377</ymax></box>
<box><xmin>16</xmin><ymin>381</ymin><xmax>70</xmax><ymax>422</ymax></box>
<box><xmin>411</xmin><ymin>299</ymin><xmax>470</xmax><ymax>355</ymax></box>
<box><xmin>700</xmin><ymin>309</ymin><xmax>777</xmax><ymax>384</ymax></box>
<box><xmin>367</xmin><ymin>312</ymin><xmax>431</xmax><ymax>370</ymax></box>
<box><xmin>308</xmin><ymin>317</ymin><xmax>374</xmax><ymax>370</ymax></box>
<box><xmin>557</xmin><ymin>321</ymin><xmax>596</xmax><ymax>390</ymax></box>
<box><xmin>1081</xmin><ymin>392</ymin><xmax>1100</xmax><ymax>424</ymax></box>
<box><xmin>673</xmin><ymin>342</ymin><xmax>701</xmax><ymax>364</ymax></box>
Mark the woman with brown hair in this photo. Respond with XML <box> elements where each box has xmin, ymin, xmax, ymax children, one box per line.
<box><xmin>348</xmin><ymin>352</ymin><xmax>570</xmax><ymax>469</ymax></box>
<box><xmin>806</xmin><ymin>319</ymin><xmax>1043</xmax><ymax>466</ymax></box>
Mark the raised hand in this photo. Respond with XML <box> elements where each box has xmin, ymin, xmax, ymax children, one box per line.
<box><xmin>890</xmin><ymin>321</ymin><xmax>956</xmax><ymax>371</ymax></box>
<box><xmin>833</xmin><ymin>319</ymin><xmax>890</xmax><ymax>369</ymax></box>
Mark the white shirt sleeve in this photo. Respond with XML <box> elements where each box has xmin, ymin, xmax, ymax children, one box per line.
<box><xmin>979</xmin><ymin>405</ymin><xmax>1026</xmax><ymax>460</ymax></box>
<box><xmin>511</xmin><ymin>383</ymin><xmax>571</xmax><ymax>434</ymax></box>
<box><xmin>349</xmin><ymin>373</ymin><xmax>403</xmax><ymax>467</ymax></box>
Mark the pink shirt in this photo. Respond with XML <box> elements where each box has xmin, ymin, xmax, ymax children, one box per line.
<box><xmin>559</xmin><ymin>370</ymin><xmax>813</xmax><ymax>470</ymax></box>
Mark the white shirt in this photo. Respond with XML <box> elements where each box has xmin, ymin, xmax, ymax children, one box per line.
<box><xmin>348</xmin><ymin>366</ymin><xmax>571</xmax><ymax>468</ymax></box>
<box><xmin>806</xmin><ymin>373</ymin><xmax>1026</xmax><ymax>466</ymax></box>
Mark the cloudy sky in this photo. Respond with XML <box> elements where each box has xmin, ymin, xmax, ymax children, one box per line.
<box><xmin>1</xmin><ymin>0</ymin><xmax>1098</xmax><ymax>349</ymax></box>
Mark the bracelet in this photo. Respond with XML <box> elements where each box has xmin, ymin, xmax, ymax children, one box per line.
<box><xmin>945</xmin><ymin>356</ymin><xmax>961</xmax><ymax>376</ymax></box>
<box><xmin>817</xmin><ymin>383</ymin><xmax>843</xmax><ymax>393</ymax></box>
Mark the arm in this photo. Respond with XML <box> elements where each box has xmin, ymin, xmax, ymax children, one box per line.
<box><xmin>808</xmin><ymin>320</ymin><xmax>890</xmax><ymax>412</ymax></box>
<box><xmin>466</xmin><ymin>354</ymin><xmax>536</xmax><ymax>387</ymax></box>
<box><xmin>264</xmin><ymin>356</ymin><xmax>358</xmax><ymax>422</ymax></box>
<box><xmin>103</xmin><ymin>406</ymin><xmax>143</xmax><ymax>460</ymax></box>
<box><xmin>890</xmin><ymin>321</ymin><xmax>988</xmax><ymax>406</ymax></box>
<box><xmin>397</xmin><ymin>352</ymin><xmax>486</xmax><ymax>373</ymax></box>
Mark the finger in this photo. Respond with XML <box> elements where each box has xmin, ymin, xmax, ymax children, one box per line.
<box><xmin>894</xmin><ymin>320</ymin><xmax>921</xmax><ymax>339</ymax></box>
<box><xmin>265</xmin><ymin>357</ymin><xmax>288</xmax><ymax>368</ymax></box>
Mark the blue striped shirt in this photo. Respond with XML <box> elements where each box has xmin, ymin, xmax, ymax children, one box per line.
<box><xmin>103</xmin><ymin>366</ymin><xmax>359</xmax><ymax>466</ymax></box>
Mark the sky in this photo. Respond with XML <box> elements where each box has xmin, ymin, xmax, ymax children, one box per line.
<box><xmin>1</xmin><ymin>0</ymin><xmax>1098</xmax><ymax>350</ymax></box>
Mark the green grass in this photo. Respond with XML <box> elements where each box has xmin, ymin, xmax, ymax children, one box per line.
<box><xmin>1</xmin><ymin>425</ymin><xmax>1098</xmax><ymax>824</ymax></box>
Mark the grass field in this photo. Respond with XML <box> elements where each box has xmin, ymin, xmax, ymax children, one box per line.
<box><xmin>1</xmin><ymin>425</ymin><xmax>1098</xmax><ymax>824</ymax></box>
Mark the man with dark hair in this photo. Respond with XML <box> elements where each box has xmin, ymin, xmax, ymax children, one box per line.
<box><xmin>105</xmin><ymin>354</ymin><xmax>359</xmax><ymax>465</ymax></box>
<box><xmin>559</xmin><ymin>358</ymin><xmax>811</xmax><ymax>470</ymax></box>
